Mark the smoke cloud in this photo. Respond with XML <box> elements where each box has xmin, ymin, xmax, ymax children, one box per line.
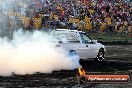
<box><xmin>0</xmin><ymin>30</ymin><xmax>80</xmax><ymax>76</ymax></box>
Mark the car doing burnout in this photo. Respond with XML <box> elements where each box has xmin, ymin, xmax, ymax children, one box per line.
<box><xmin>51</xmin><ymin>29</ymin><xmax>106</xmax><ymax>61</ymax></box>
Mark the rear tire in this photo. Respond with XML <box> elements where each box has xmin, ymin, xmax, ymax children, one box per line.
<box><xmin>69</xmin><ymin>50</ymin><xmax>76</xmax><ymax>56</ymax></box>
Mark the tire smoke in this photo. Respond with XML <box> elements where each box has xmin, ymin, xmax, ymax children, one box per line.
<box><xmin>0</xmin><ymin>30</ymin><xmax>80</xmax><ymax>76</ymax></box>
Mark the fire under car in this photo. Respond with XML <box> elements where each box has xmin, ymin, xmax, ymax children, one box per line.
<box><xmin>51</xmin><ymin>29</ymin><xmax>106</xmax><ymax>61</ymax></box>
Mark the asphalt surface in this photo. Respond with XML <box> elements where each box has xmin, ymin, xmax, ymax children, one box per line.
<box><xmin>0</xmin><ymin>45</ymin><xmax>132</xmax><ymax>88</ymax></box>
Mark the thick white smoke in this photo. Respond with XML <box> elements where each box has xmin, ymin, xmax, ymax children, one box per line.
<box><xmin>0</xmin><ymin>30</ymin><xmax>80</xmax><ymax>76</ymax></box>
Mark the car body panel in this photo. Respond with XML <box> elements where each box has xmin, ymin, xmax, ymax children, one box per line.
<box><xmin>51</xmin><ymin>29</ymin><xmax>106</xmax><ymax>60</ymax></box>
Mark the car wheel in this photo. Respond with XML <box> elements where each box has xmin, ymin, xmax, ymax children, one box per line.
<box><xmin>94</xmin><ymin>49</ymin><xmax>104</xmax><ymax>61</ymax></box>
<box><xmin>69</xmin><ymin>50</ymin><xmax>76</xmax><ymax>56</ymax></box>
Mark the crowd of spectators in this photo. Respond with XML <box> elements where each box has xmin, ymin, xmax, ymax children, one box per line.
<box><xmin>3</xmin><ymin>0</ymin><xmax>132</xmax><ymax>33</ymax></box>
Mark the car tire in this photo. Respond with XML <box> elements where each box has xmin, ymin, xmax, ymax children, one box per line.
<box><xmin>94</xmin><ymin>48</ymin><xmax>104</xmax><ymax>62</ymax></box>
<box><xmin>69</xmin><ymin>50</ymin><xmax>76</xmax><ymax>56</ymax></box>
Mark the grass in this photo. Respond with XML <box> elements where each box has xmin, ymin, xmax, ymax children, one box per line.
<box><xmin>88</xmin><ymin>32</ymin><xmax>132</xmax><ymax>42</ymax></box>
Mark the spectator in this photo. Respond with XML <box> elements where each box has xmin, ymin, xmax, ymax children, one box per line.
<box><xmin>6</xmin><ymin>0</ymin><xmax>131</xmax><ymax>33</ymax></box>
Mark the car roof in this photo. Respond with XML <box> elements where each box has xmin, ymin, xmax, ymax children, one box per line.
<box><xmin>55</xmin><ymin>29</ymin><xmax>84</xmax><ymax>33</ymax></box>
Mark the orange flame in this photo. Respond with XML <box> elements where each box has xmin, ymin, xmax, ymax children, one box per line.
<box><xmin>78</xmin><ymin>66</ymin><xmax>86</xmax><ymax>76</ymax></box>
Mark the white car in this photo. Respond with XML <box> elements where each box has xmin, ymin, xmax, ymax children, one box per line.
<box><xmin>51</xmin><ymin>29</ymin><xmax>106</xmax><ymax>61</ymax></box>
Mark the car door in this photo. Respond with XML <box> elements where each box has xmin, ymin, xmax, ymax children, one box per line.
<box><xmin>79</xmin><ymin>33</ymin><xmax>98</xmax><ymax>58</ymax></box>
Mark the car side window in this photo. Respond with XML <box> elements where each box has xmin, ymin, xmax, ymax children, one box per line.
<box><xmin>80</xmin><ymin>33</ymin><xmax>92</xmax><ymax>44</ymax></box>
<box><xmin>52</xmin><ymin>32</ymin><xmax>80</xmax><ymax>43</ymax></box>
